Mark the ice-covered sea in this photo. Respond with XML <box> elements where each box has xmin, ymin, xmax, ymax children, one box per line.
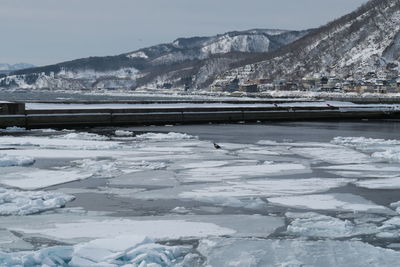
<box><xmin>2</xmin><ymin>121</ymin><xmax>400</xmax><ymax>266</ymax></box>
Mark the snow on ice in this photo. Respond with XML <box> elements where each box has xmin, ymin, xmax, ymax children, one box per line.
<box><xmin>0</xmin><ymin>168</ymin><xmax>93</xmax><ymax>190</ymax></box>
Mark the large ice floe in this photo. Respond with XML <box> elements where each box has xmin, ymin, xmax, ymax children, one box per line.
<box><xmin>0</xmin><ymin>216</ymin><xmax>236</xmax><ymax>266</ymax></box>
<box><xmin>285</xmin><ymin>212</ymin><xmax>378</xmax><ymax>238</ymax></box>
<box><xmin>354</xmin><ymin>176</ymin><xmax>400</xmax><ymax>190</ymax></box>
<box><xmin>11</xmin><ymin>218</ymin><xmax>235</xmax><ymax>241</ymax></box>
<box><xmin>178</xmin><ymin>162</ymin><xmax>309</xmax><ymax>182</ymax></box>
<box><xmin>198</xmin><ymin>238</ymin><xmax>400</xmax><ymax>267</ymax></box>
<box><xmin>332</xmin><ymin>136</ymin><xmax>400</xmax><ymax>163</ymax></box>
<box><xmin>0</xmin><ymin>187</ymin><xmax>74</xmax><ymax>215</ymax></box>
<box><xmin>0</xmin><ymin>168</ymin><xmax>93</xmax><ymax>190</ymax></box>
<box><xmin>179</xmin><ymin>178</ymin><xmax>353</xmax><ymax>205</ymax></box>
<box><xmin>290</xmin><ymin>146</ymin><xmax>376</xmax><ymax>164</ymax></box>
<box><xmin>0</xmin><ymin>235</ymin><xmax>200</xmax><ymax>266</ymax></box>
<box><xmin>0</xmin><ymin>154</ymin><xmax>34</xmax><ymax>167</ymax></box>
<box><xmin>268</xmin><ymin>193</ymin><xmax>392</xmax><ymax>214</ymax></box>
<box><xmin>0</xmin><ymin>135</ymin><xmax>123</xmax><ymax>150</ymax></box>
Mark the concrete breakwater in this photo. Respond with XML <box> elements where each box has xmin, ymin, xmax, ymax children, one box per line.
<box><xmin>0</xmin><ymin>101</ymin><xmax>399</xmax><ymax>128</ymax></box>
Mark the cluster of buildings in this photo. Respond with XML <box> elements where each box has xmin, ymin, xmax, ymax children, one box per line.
<box><xmin>211</xmin><ymin>71</ymin><xmax>400</xmax><ymax>94</ymax></box>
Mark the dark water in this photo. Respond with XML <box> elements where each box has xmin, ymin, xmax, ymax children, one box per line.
<box><xmin>0</xmin><ymin>89</ymin><xmax>199</xmax><ymax>102</ymax></box>
<box><xmin>116</xmin><ymin>120</ymin><xmax>400</xmax><ymax>144</ymax></box>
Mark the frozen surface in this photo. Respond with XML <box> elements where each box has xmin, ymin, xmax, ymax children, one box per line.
<box><xmin>0</xmin><ymin>236</ymin><xmax>196</xmax><ymax>267</ymax></box>
<box><xmin>0</xmin><ymin>154</ymin><xmax>34</xmax><ymax>167</ymax></box>
<box><xmin>198</xmin><ymin>238</ymin><xmax>400</xmax><ymax>267</ymax></box>
<box><xmin>332</xmin><ymin>136</ymin><xmax>400</xmax><ymax>163</ymax></box>
<box><xmin>285</xmin><ymin>212</ymin><xmax>378</xmax><ymax>238</ymax></box>
<box><xmin>179</xmin><ymin>162</ymin><xmax>309</xmax><ymax>182</ymax></box>
<box><xmin>0</xmin><ymin>188</ymin><xmax>74</xmax><ymax>215</ymax></box>
<box><xmin>268</xmin><ymin>193</ymin><xmax>392</xmax><ymax>214</ymax></box>
<box><xmin>319</xmin><ymin>163</ymin><xmax>400</xmax><ymax>172</ymax></box>
<box><xmin>1</xmin><ymin>125</ymin><xmax>400</xmax><ymax>265</ymax></box>
<box><xmin>11</xmin><ymin>218</ymin><xmax>236</xmax><ymax>241</ymax></box>
<box><xmin>290</xmin><ymin>146</ymin><xmax>375</xmax><ymax>164</ymax></box>
<box><xmin>58</xmin><ymin>132</ymin><xmax>109</xmax><ymax>141</ymax></box>
<box><xmin>0</xmin><ymin>136</ymin><xmax>123</xmax><ymax>150</ymax></box>
<box><xmin>0</xmin><ymin>168</ymin><xmax>92</xmax><ymax>190</ymax></box>
<box><xmin>377</xmin><ymin>217</ymin><xmax>400</xmax><ymax>239</ymax></box>
<box><xmin>354</xmin><ymin>177</ymin><xmax>400</xmax><ymax>189</ymax></box>
<box><xmin>180</xmin><ymin>178</ymin><xmax>353</xmax><ymax>199</ymax></box>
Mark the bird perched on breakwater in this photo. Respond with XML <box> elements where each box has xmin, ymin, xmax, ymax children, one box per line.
<box><xmin>213</xmin><ymin>143</ymin><xmax>222</xmax><ymax>149</ymax></box>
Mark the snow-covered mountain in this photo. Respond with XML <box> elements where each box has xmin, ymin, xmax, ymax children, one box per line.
<box><xmin>214</xmin><ymin>0</ymin><xmax>400</xmax><ymax>85</ymax></box>
<box><xmin>0</xmin><ymin>63</ymin><xmax>35</xmax><ymax>74</ymax></box>
<box><xmin>0</xmin><ymin>29</ymin><xmax>309</xmax><ymax>90</ymax></box>
<box><xmin>127</xmin><ymin>29</ymin><xmax>307</xmax><ymax>65</ymax></box>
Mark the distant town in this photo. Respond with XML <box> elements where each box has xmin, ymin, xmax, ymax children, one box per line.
<box><xmin>211</xmin><ymin>68</ymin><xmax>400</xmax><ymax>94</ymax></box>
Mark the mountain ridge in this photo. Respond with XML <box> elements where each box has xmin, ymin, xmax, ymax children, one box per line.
<box><xmin>0</xmin><ymin>28</ymin><xmax>310</xmax><ymax>90</ymax></box>
<box><xmin>0</xmin><ymin>63</ymin><xmax>35</xmax><ymax>75</ymax></box>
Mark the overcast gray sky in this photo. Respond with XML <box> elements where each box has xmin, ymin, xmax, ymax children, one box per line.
<box><xmin>1</xmin><ymin>0</ymin><xmax>369</xmax><ymax>66</ymax></box>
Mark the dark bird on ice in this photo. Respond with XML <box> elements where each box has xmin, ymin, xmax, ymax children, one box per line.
<box><xmin>213</xmin><ymin>143</ymin><xmax>222</xmax><ymax>149</ymax></box>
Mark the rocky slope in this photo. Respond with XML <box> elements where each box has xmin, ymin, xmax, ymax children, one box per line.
<box><xmin>214</xmin><ymin>0</ymin><xmax>400</xmax><ymax>85</ymax></box>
